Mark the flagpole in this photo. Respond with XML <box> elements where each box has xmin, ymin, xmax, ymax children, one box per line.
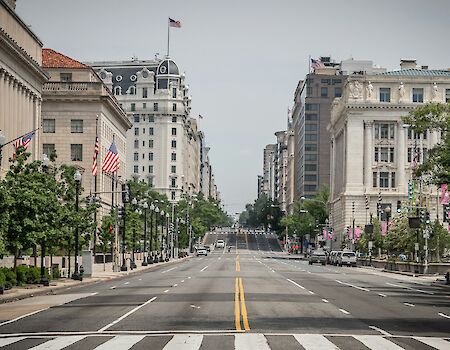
<box><xmin>308</xmin><ymin>55</ymin><xmax>311</xmax><ymax>74</ymax></box>
<box><xmin>167</xmin><ymin>17</ymin><xmax>170</xmax><ymax>57</ymax></box>
<box><xmin>93</xmin><ymin>117</ymin><xmax>98</xmax><ymax>256</ymax></box>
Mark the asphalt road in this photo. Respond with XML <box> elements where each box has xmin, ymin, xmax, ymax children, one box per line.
<box><xmin>0</xmin><ymin>236</ymin><xmax>449</xmax><ymax>349</ymax></box>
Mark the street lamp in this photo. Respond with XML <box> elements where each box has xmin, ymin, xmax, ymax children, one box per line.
<box><xmin>0</xmin><ymin>130</ymin><xmax>5</xmax><ymax>169</ymax></box>
<box><xmin>142</xmin><ymin>202</ymin><xmax>148</xmax><ymax>266</ymax></box>
<box><xmin>165</xmin><ymin>212</ymin><xmax>170</xmax><ymax>261</ymax></box>
<box><xmin>160</xmin><ymin>210</ymin><xmax>165</xmax><ymax>261</ymax></box>
<box><xmin>154</xmin><ymin>207</ymin><xmax>160</xmax><ymax>263</ymax></box>
<box><xmin>39</xmin><ymin>154</ymin><xmax>50</xmax><ymax>286</ymax></box>
<box><xmin>148</xmin><ymin>203</ymin><xmax>155</xmax><ymax>264</ymax></box>
<box><xmin>72</xmin><ymin>169</ymin><xmax>82</xmax><ymax>280</ymax></box>
<box><xmin>131</xmin><ymin>197</ymin><xmax>138</xmax><ymax>269</ymax></box>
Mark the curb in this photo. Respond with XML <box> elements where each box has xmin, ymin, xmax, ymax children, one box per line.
<box><xmin>0</xmin><ymin>256</ymin><xmax>191</xmax><ymax>305</ymax></box>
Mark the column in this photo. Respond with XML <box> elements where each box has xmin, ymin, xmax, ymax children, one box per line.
<box><xmin>364</xmin><ymin>121</ymin><xmax>373</xmax><ymax>190</ymax></box>
<box><xmin>397</xmin><ymin>121</ymin><xmax>406</xmax><ymax>193</ymax></box>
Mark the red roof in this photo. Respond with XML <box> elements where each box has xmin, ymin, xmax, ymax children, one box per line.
<box><xmin>42</xmin><ymin>48</ymin><xmax>87</xmax><ymax>69</ymax></box>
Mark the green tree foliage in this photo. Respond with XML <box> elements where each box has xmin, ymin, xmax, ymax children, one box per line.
<box><xmin>239</xmin><ymin>194</ymin><xmax>283</xmax><ymax>233</ymax></box>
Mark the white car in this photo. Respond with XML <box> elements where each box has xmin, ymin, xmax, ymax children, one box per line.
<box><xmin>337</xmin><ymin>251</ymin><xmax>357</xmax><ymax>267</ymax></box>
<box><xmin>216</xmin><ymin>239</ymin><xmax>225</xmax><ymax>248</ymax></box>
<box><xmin>196</xmin><ymin>247</ymin><xmax>208</xmax><ymax>256</ymax></box>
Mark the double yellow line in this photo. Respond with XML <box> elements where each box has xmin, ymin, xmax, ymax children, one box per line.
<box><xmin>234</xmin><ymin>255</ymin><xmax>250</xmax><ymax>331</ymax></box>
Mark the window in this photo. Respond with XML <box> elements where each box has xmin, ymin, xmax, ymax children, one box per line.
<box><xmin>153</xmin><ymin>103</ymin><xmax>158</xmax><ymax>111</ymax></box>
<box><xmin>171</xmin><ymin>153</ymin><xmax>177</xmax><ymax>161</ymax></box>
<box><xmin>142</xmin><ymin>87</ymin><xmax>148</xmax><ymax>98</ymax></box>
<box><xmin>149</xmin><ymin>140</ymin><xmax>154</xmax><ymax>148</ymax></box>
<box><xmin>446</xmin><ymin>89</ymin><xmax>450</xmax><ymax>103</ymax></box>
<box><xmin>305</xmin><ymin>174</ymin><xmax>317</xmax><ymax>181</ymax></box>
<box><xmin>172</xmin><ymin>103</ymin><xmax>177</xmax><ymax>112</ymax></box>
<box><xmin>412</xmin><ymin>88</ymin><xmax>424</xmax><ymax>103</ymax></box>
<box><xmin>171</xmin><ymin>140</ymin><xmax>177</xmax><ymax>148</ymax></box>
<box><xmin>306</xmin><ymin>86</ymin><xmax>313</xmax><ymax>95</ymax></box>
<box><xmin>379</xmin><ymin>88</ymin><xmax>391</xmax><ymax>102</ymax></box>
<box><xmin>149</xmin><ymin>127</ymin><xmax>154</xmax><ymax>135</ymax></box>
<box><xmin>374</xmin><ymin>147</ymin><xmax>379</xmax><ymax>162</ymax></box>
<box><xmin>380</xmin><ymin>172</ymin><xmax>389</xmax><ymax>188</ymax></box>
<box><xmin>305</xmin><ymin>184</ymin><xmax>317</xmax><ymax>192</ymax></box>
<box><xmin>373</xmin><ymin>172</ymin><xmax>377</xmax><ymax>187</ymax></box>
<box><xmin>171</xmin><ymin>165</ymin><xmax>176</xmax><ymax>173</ymax></box>
<box><xmin>134</xmin><ymin>140</ymin><xmax>139</xmax><ymax>148</ymax></box>
<box><xmin>171</xmin><ymin>191</ymin><xmax>176</xmax><ymax>200</ymax></box>
<box><xmin>407</xmin><ymin>147</ymin><xmax>412</xmax><ymax>162</ymax></box>
<box><xmin>129</xmin><ymin>86</ymin><xmax>136</xmax><ymax>95</ymax></box>
<box><xmin>321</xmin><ymin>79</ymin><xmax>330</xmax><ymax>84</ymax></box>
<box><xmin>423</xmin><ymin>148</ymin><xmax>428</xmax><ymax>162</ymax></box>
<box><xmin>334</xmin><ymin>87</ymin><xmax>342</xmax><ymax>97</ymax></box>
<box><xmin>304</xmin><ymin>144</ymin><xmax>317</xmax><ymax>151</ymax></box>
<box><xmin>143</xmin><ymin>103</ymin><xmax>147</xmax><ymax>109</ymax></box>
<box><xmin>70</xmin><ymin>144</ymin><xmax>82</xmax><ymax>161</ymax></box>
<box><xmin>148</xmin><ymin>177</ymin><xmax>153</xmax><ymax>187</ymax></box>
<box><xmin>305</xmin><ymin>154</ymin><xmax>317</xmax><ymax>161</ymax></box>
<box><xmin>305</xmin><ymin>104</ymin><xmax>318</xmax><ymax>111</ymax></box>
<box><xmin>142</xmin><ymin>166</ymin><xmax>145</xmax><ymax>172</ymax></box>
<box><xmin>134</xmin><ymin>127</ymin><xmax>139</xmax><ymax>136</ymax></box>
<box><xmin>380</xmin><ymin>124</ymin><xmax>389</xmax><ymax>139</ymax></box>
<box><xmin>391</xmin><ymin>172</ymin><xmax>396</xmax><ymax>188</ymax></box>
<box><xmin>305</xmin><ymin>134</ymin><xmax>317</xmax><ymax>141</ymax></box>
<box><xmin>305</xmin><ymin>114</ymin><xmax>318</xmax><ymax>121</ymax></box>
<box><xmin>172</xmin><ymin>116</ymin><xmax>177</xmax><ymax>123</ymax></box>
<box><xmin>114</xmin><ymin>86</ymin><xmax>121</xmax><ymax>95</ymax></box>
<box><xmin>134</xmin><ymin>115</ymin><xmax>140</xmax><ymax>123</ymax></box>
<box><xmin>131</xmin><ymin>103</ymin><xmax>136</xmax><ymax>112</ymax></box>
<box><xmin>171</xmin><ymin>127</ymin><xmax>177</xmax><ymax>136</ymax></box>
<box><xmin>380</xmin><ymin>148</ymin><xmax>388</xmax><ymax>162</ymax></box>
<box><xmin>142</xmin><ymin>140</ymin><xmax>145</xmax><ymax>147</ymax></box>
<box><xmin>305</xmin><ymin>124</ymin><xmax>317</xmax><ymax>131</ymax></box>
<box><xmin>423</xmin><ymin>130</ymin><xmax>428</xmax><ymax>140</ymax></box>
<box><xmin>321</xmin><ymin>87</ymin><xmax>328</xmax><ymax>97</ymax></box>
<box><xmin>332</xmin><ymin>79</ymin><xmax>342</xmax><ymax>85</ymax></box>
<box><xmin>134</xmin><ymin>152</ymin><xmax>139</xmax><ymax>161</ymax></box>
<box><xmin>389</xmin><ymin>147</ymin><xmax>395</xmax><ymax>162</ymax></box>
<box><xmin>305</xmin><ymin>164</ymin><xmax>317</xmax><ymax>171</ymax></box>
<box><xmin>149</xmin><ymin>165</ymin><xmax>153</xmax><ymax>173</ymax></box>
<box><xmin>375</xmin><ymin>123</ymin><xmax>394</xmax><ymax>139</ymax></box>
<box><xmin>142</xmin><ymin>127</ymin><xmax>145</xmax><ymax>134</ymax></box>
<box><xmin>43</xmin><ymin>144</ymin><xmax>55</xmax><ymax>157</ymax></box>
<box><xmin>60</xmin><ymin>73</ymin><xmax>72</xmax><ymax>82</ymax></box>
<box><xmin>149</xmin><ymin>115</ymin><xmax>155</xmax><ymax>122</ymax></box>
<box><xmin>149</xmin><ymin>152</ymin><xmax>153</xmax><ymax>161</ymax></box>
<box><xmin>43</xmin><ymin>119</ymin><xmax>55</xmax><ymax>133</ymax></box>
<box><xmin>172</xmin><ymin>87</ymin><xmax>177</xmax><ymax>98</ymax></box>
<box><xmin>171</xmin><ymin>178</ymin><xmax>176</xmax><ymax>188</ymax></box>
<box><xmin>134</xmin><ymin>165</ymin><xmax>138</xmax><ymax>174</ymax></box>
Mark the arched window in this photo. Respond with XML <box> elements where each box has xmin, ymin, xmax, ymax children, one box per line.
<box><xmin>113</xmin><ymin>86</ymin><xmax>121</xmax><ymax>95</ymax></box>
<box><xmin>129</xmin><ymin>86</ymin><xmax>136</xmax><ymax>95</ymax></box>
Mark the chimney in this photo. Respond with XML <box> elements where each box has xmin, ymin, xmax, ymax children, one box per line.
<box><xmin>400</xmin><ymin>59</ymin><xmax>417</xmax><ymax>70</ymax></box>
<box><xmin>421</xmin><ymin>65</ymin><xmax>428</xmax><ymax>70</ymax></box>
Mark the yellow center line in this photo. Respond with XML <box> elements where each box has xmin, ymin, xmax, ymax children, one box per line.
<box><xmin>239</xmin><ymin>277</ymin><xmax>250</xmax><ymax>331</ymax></box>
<box><xmin>235</xmin><ymin>277</ymin><xmax>241</xmax><ymax>331</ymax></box>
<box><xmin>236</xmin><ymin>260</ymin><xmax>240</xmax><ymax>272</ymax></box>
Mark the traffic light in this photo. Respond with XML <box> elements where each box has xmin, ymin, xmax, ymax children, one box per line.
<box><xmin>396</xmin><ymin>200</ymin><xmax>401</xmax><ymax>213</ymax></box>
<box><xmin>444</xmin><ymin>205</ymin><xmax>450</xmax><ymax>222</ymax></box>
<box><xmin>122</xmin><ymin>184</ymin><xmax>130</xmax><ymax>203</ymax></box>
<box><xmin>425</xmin><ymin>211</ymin><xmax>430</xmax><ymax>225</ymax></box>
<box><xmin>407</xmin><ymin>181</ymin><xmax>413</xmax><ymax>200</ymax></box>
<box><xmin>118</xmin><ymin>206</ymin><xmax>125</xmax><ymax>219</ymax></box>
<box><xmin>419</xmin><ymin>209</ymin><xmax>426</xmax><ymax>224</ymax></box>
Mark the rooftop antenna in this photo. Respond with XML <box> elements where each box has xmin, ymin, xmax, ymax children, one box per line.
<box><xmin>155</xmin><ymin>52</ymin><xmax>160</xmax><ymax>60</ymax></box>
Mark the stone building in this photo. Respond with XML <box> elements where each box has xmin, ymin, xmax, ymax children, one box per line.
<box><xmin>261</xmin><ymin>144</ymin><xmax>277</xmax><ymax>200</ymax></box>
<box><xmin>274</xmin><ymin>130</ymin><xmax>288</xmax><ymax>211</ymax></box>
<box><xmin>328</xmin><ymin>60</ymin><xmax>450</xmax><ymax>244</ymax></box>
<box><xmin>0</xmin><ymin>0</ymin><xmax>47</xmax><ymax>175</ymax></box>
<box><xmin>41</xmin><ymin>49</ymin><xmax>131</xmax><ymax>214</ymax></box>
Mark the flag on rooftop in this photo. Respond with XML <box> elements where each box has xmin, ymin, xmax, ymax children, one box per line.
<box><xmin>92</xmin><ymin>135</ymin><xmax>99</xmax><ymax>176</ymax></box>
<box><xmin>169</xmin><ymin>18</ymin><xmax>181</xmax><ymax>28</ymax></box>
<box><xmin>198</xmin><ymin>114</ymin><xmax>204</xmax><ymax>119</ymax></box>
<box><xmin>13</xmin><ymin>131</ymin><xmax>34</xmax><ymax>152</ymax></box>
<box><xmin>311</xmin><ymin>58</ymin><xmax>325</xmax><ymax>69</ymax></box>
<box><xmin>102</xmin><ymin>141</ymin><xmax>120</xmax><ymax>173</ymax></box>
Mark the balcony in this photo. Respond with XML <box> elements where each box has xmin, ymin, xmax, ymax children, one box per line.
<box><xmin>43</xmin><ymin>82</ymin><xmax>104</xmax><ymax>95</ymax></box>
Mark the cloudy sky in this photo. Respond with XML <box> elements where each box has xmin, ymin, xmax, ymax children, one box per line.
<box><xmin>17</xmin><ymin>0</ymin><xmax>450</xmax><ymax>214</ymax></box>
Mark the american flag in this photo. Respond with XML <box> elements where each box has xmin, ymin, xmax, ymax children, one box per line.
<box><xmin>102</xmin><ymin>141</ymin><xmax>120</xmax><ymax>173</ymax></box>
<box><xmin>13</xmin><ymin>132</ymin><xmax>34</xmax><ymax>151</ymax></box>
<box><xmin>92</xmin><ymin>135</ymin><xmax>99</xmax><ymax>176</ymax></box>
<box><xmin>198</xmin><ymin>114</ymin><xmax>204</xmax><ymax>119</ymax></box>
<box><xmin>169</xmin><ymin>18</ymin><xmax>181</xmax><ymax>28</ymax></box>
<box><xmin>311</xmin><ymin>58</ymin><xmax>325</xmax><ymax>69</ymax></box>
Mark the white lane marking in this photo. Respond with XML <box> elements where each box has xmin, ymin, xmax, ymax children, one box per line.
<box><xmin>322</xmin><ymin>299</ymin><xmax>329</xmax><ymax>303</ymax></box>
<box><xmin>30</xmin><ymin>335</ymin><xmax>86</xmax><ymax>350</ymax></box>
<box><xmin>97</xmin><ymin>297</ymin><xmax>157</xmax><ymax>332</ymax></box>
<box><xmin>0</xmin><ymin>337</ymin><xmax>25</xmax><ymax>347</ymax></box>
<box><xmin>181</xmin><ymin>280</ymin><xmax>185</xmax><ymax>283</ymax></box>
<box><xmin>110</xmin><ymin>286</ymin><xmax>116</xmax><ymax>289</ymax></box>
<box><xmin>354</xmin><ymin>335</ymin><xmax>404</xmax><ymax>350</ymax></box>
<box><xmin>188</xmin><ymin>276</ymin><xmax>192</xmax><ymax>279</ymax></box>
<box><xmin>162</xmin><ymin>267</ymin><xmax>177</xmax><ymax>274</ymax></box>
<box><xmin>286</xmin><ymin>278</ymin><xmax>306</xmax><ymax>290</ymax></box>
<box><xmin>0</xmin><ymin>308</ymin><xmax>48</xmax><ymax>327</ymax></box>
<box><xmin>438</xmin><ymin>312</ymin><xmax>450</xmax><ymax>319</ymax></box>
<box><xmin>308</xmin><ymin>290</ymin><xmax>315</xmax><ymax>295</ymax></box>
<box><xmin>124</xmin><ymin>282</ymin><xmax>129</xmax><ymax>285</ymax></box>
<box><xmin>403</xmin><ymin>302</ymin><xmax>415</xmax><ymax>307</ymax></box>
<box><xmin>369</xmin><ymin>325</ymin><xmax>392</xmax><ymax>336</ymax></box>
<box><xmin>294</xmin><ymin>334</ymin><xmax>339</xmax><ymax>349</ymax></box>
<box><xmin>200</xmin><ymin>265</ymin><xmax>209</xmax><ymax>272</ymax></box>
<box><xmin>94</xmin><ymin>335</ymin><xmax>145</xmax><ymax>350</ymax></box>
<box><xmin>339</xmin><ymin>308</ymin><xmax>350</xmax><ymax>315</ymax></box>
<box><xmin>335</xmin><ymin>280</ymin><xmax>370</xmax><ymax>292</ymax></box>
<box><xmin>307</xmin><ymin>271</ymin><xmax>312</xmax><ymax>274</ymax></box>
<box><xmin>378</xmin><ymin>293</ymin><xmax>387</xmax><ymax>297</ymax></box>
<box><xmin>173</xmin><ymin>284</ymin><xmax>178</xmax><ymax>287</ymax></box>
<box><xmin>163</xmin><ymin>334</ymin><xmax>203</xmax><ymax>350</ymax></box>
<box><xmin>164</xmin><ymin>289</ymin><xmax>170</xmax><ymax>293</ymax></box>
<box><xmin>414</xmin><ymin>336</ymin><xmax>450</xmax><ymax>350</ymax></box>
<box><xmin>386</xmin><ymin>282</ymin><xmax>434</xmax><ymax>295</ymax></box>
<box><xmin>138</xmin><ymin>278</ymin><xmax>142</xmax><ymax>281</ymax></box>
<box><xmin>235</xmin><ymin>333</ymin><xmax>270</xmax><ymax>350</ymax></box>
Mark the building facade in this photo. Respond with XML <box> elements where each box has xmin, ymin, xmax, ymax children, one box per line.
<box><xmin>41</xmin><ymin>49</ymin><xmax>131</xmax><ymax>214</ymax></box>
<box><xmin>261</xmin><ymin>143</ymin><xmax>277</xmax><ymax>199</ymax></box>
<box><xmin>89</xmin><ymin>58</ymin><xmax>215</xmax><ymax>202</ymax></box>
<box><xmin>274</xmin><ymin>130</ymin><xmax>288</xmax><ymax>211</ymax></box>
<box><xmin>285</xmin><ymin>126</ymin><xmax>296</xmax><ymax>214</ymax></box>
<box><xmin>328</xmin><ymin>60</ymin><xmax>450</xmax><ymax>244</ymax></box>
<box><xmin>0</xmin><ymin>0</ymin><xmax>47</xmax><ymax>175</ymax></box>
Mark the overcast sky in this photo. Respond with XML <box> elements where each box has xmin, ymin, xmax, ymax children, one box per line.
<box><xmin>16</xmin><ymin>0</ymin><xmax>450</xmax><ymax>215</ymax></box>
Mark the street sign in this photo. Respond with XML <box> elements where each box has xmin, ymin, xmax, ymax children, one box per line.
<box><xmin>423</xmin><ymin>230</ymin><xmax>430</xmax><ymax>239</ymax></box>
<box><xmin>368</xmin><ymin>241</ymin><xmax>373</xmax><ymax>250</ymax></box>
<box><xmin>415</xmin><ymin>242</ymin><xmax>419</xmax><ymax>251</ymax></box>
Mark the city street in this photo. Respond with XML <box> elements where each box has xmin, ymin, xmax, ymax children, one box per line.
<box><xmin>0</xmin><ymin>233</ymin><xmax>448</xmax><ymax>349</ymax></box>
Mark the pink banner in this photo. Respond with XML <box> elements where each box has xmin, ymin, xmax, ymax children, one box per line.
<box><xmin>381</xmin><ymin>222</ymin><xmax>387</xmax><ymax>236</ymax></box>
<box><xmin>354</xmin><ymin>227</ymin><xmax>361</xmax><ymax>241</ymax></box>
<box><xmin>322</xmin><ymin>229</ymin><xmax>328</xmax><ymax>240</ymax></box>
<box><xmin>440</xmin><ymin>184</ymin><xmax>450</xmax><ymax>205</ymax></box>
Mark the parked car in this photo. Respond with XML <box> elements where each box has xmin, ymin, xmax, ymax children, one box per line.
<box><xmin>309</xmin><ymin>250</ymin><xmax>327</xmax><ymax>265</ymax></box>
<box><xmin>216</xmin><ymin>239</ymin><xmax>225</xmax><ymax>248</ymax></box>
<box><xmin>196</xmin><ymin>246</ymin><xmax>208</xmax><ymax>256</ymax></box>
<box><xmin>329</xmin><ymin>251</ymin><xmax>342</xmax><ymax>265</ymax></box>
<box><xmin>337</xmin><ymin>251</ymin><xmax>357</xmax><ymax>267</ymax></box>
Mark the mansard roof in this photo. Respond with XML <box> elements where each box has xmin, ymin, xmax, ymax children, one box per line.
<box><xmin>376</xmin><ymin>68</ymin><xmax>450</xmax><ymax>77</ymax></box>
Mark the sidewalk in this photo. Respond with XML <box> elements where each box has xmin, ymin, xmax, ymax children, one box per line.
<box><xmin>0</xmin><ymin>256</ymin><xmax>191</xmax><ymax>304</ymax></box>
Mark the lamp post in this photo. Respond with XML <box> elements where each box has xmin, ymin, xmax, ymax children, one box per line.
<box><xmin>142</xmin><ymin>202</ymin><xmax>148</xmax><ymax>266</ymax></box>
<box><xmin>160</xmin><ymin>210</ymin><xmax>165</xmax><ymax>261</ymax></box>
<box><xmin>131</xmin><ymin>197</ymin><xmax>138</xmax><ymax>269</ymax></box>
<box><xmin>165</xmin><ymin>212</ymin><xmax>170</xmax><ymax>261</ymax></box>
<box><xmin>148</xmin><ymin>203</ymin><xmax>155</xmax><ymax>264</ymax></box>
<box><xmin>384</xmin><ymin>206</ymin><xmax>391</xmax><ymax>258</ymax></box>
<box><xmin>72</xmin><ymin>169</ymin><xmax>82</xmax><ymax>280</ymax></box>
<box><xmin>0</xmin><ymin>130</ymin><xmax>5</xmax><ymax>170</ymax></box>
<box><xmin>40</xmin><ymin>155</ymin><xmax>50</xmax><ymax>286</ymax></box>
<box><xmin>154</xmin><ymin>207</ymin><xmax>160</xmax><ymax>263</ymax></box>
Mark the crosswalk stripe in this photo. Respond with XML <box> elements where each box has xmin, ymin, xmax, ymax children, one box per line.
<box><xmin>29</xmin><ymin>335</ymin><xmax>87</xmax><ymax>350</ymax></box>
<box><xmin>353</xmin><ymin>335</ymin><xmax>404</xmax><ymax>350</ymax></box>
<box><xmin>0</xmin><ymin>337</ymin><xmax>25</xmax><ymax>347</ymax></box>
<box><xmin>162</xmin><ymin>334</ymin><xmax>203</xmax><ymax>350</ymax></box>
<box><xmin>294</xmin><ymin>334</ymin><xmax>339</xmax><ymax>349</ymax></box>
<box><xmin>414</xmin><ymin>337</ymin><xmax>450</xmax><ymax>350</ymax></box>
<box><xmin>93</xmin><ymin>335</ymin><xmax>145</xmax><ymax>350</ymax></box>
<box><xmin>235</xmin><ymin>334</ymin><xmax>270</xmax><ymax>350</ymax></box>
